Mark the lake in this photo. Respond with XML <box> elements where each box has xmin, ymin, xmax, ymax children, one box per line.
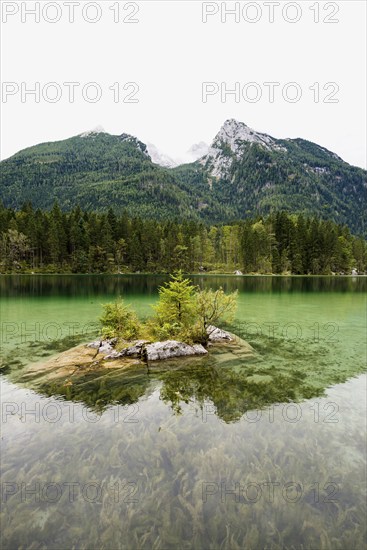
<box><xmin>1</xmin><ymin>275</ymin><xmax>366</xmax><ymax>549</ymax></box>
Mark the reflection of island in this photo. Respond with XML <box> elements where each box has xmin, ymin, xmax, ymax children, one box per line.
<box><xmin>154</xmin><ymin>355</ymin><xmax>321</xmax><ymax>423</ymax></box>
<box><xmin>15</xmin><ymin>329</ymin><xmax>357</xmax><ymax>423</ymax></box>
<box><xmin>41</xmin><ymin>366</ymin><xmax>153</xmax><ymax>411</ymax></box>
<box><xmin>18</xmin><ymin>343</ymin><xmax>152</xmax><ymax>411</ymax></box>
<box><xmin>20</xmin><ymin>354</ymin><xmax>323</xmax><ymax>423</ymax></box>
<box><xmin>10</xmin><ymin>304</ymin><xmax>366</xmax><ymax>422</ymax></box>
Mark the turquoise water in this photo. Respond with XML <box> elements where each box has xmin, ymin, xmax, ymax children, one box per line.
<box><xmin>0</xmin><ymin>275</ymin><xmax>366</xmax><ymax>549</ymax></box>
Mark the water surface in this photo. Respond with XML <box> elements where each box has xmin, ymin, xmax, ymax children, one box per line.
<box><xmin>1</xmin><ymin>275</ymin><xmax>366</xmax><ymax>549</ymax></box>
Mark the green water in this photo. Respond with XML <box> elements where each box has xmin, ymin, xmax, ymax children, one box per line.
<box><xmin>1</xmin><ymin>275</ymin><xmax>366</xmax><ymax>549</ymax></box>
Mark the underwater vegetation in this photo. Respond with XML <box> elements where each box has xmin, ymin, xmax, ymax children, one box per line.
<box><xmin>1</xmin><ymin>374</ymin><xmax>366</xmax><ymax>550</ymax></box>
<box><xmin>1</xmin><ymin>275</ymin><xmax>366</xmax><ymax>549</ymax></box>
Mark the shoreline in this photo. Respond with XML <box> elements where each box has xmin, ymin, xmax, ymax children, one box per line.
<box><xmin>0</xmin><ymin>272</ymin><xmax>366</xmax><ymax>278</ymax></box>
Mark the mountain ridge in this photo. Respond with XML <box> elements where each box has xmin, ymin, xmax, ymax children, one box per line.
<box><xmin>1</xmin><ymin>119</ymin><xmax>366</xmax><ymax>235</ymax></box>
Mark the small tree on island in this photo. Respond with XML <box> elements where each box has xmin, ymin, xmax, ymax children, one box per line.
<box><xmin>151</xmin><ymin>271</ymin><xmax>196</xmax><ymax>340</ymax></box>
<box><xmin>195</xmin><ymin>288</ymin><xmax>238</xmax><ymax>345</ymax></box>
<box><xmin>154</xmin><ymin>271</ymin><xmax>195</xmax><ymax>324</ymax></box>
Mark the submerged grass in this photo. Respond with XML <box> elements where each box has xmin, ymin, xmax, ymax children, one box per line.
<box><xmin>1</xmin><ymin>374</ymin><xmax>366</xmax><ymax>549</ymax></box>
<box><xmin>1</xmin><ymin>276</ymin><xmax>366</xmax><ymax>549</ymax></box>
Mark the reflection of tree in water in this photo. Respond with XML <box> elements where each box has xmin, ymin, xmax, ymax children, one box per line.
<box><xmin>1</xmin><ymin>274</ymin><xmax>365</xmax><ymax>298</ymax></box>
<box><xmin>38</xmin><ymin>367</ymin><xmax>152</xmax><ymax>412</ymax></box>
<box><xmin>157</xmin><ymin>362</ymin><xmax>322</xmax><ymax>423</ymax></box>
<box><xmin>36</xmin><ymin>353</ymin><xmax>324</xmax><ymax>422</ymax></box>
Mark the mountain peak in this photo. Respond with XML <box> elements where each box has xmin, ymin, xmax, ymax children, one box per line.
<box><xmin>222</xmin><ymin>118</ymin><xmax>249</xmax><ymax>129</ymax></box>
<box><xmin>146</xmin><ymin>143</ymin><xmax>177</xmax><ymax>167</ymax></box>
<box><xmin>202</xmin><ymin>119</ymin><xmax>286</xmax><ymax>178</ymax></box>
<box><xmin>217</xmin><ymin>119</ymin><xmax>274</xmax><ymax>148</ymax></box>
<box><xmin>119</xmin><ymin>133</ymin><xmax>150</xmax><ymax>158</ymax></box>
<box><xmin>79</xmin><ymin>125</ymin><xmax>106</xmax><ymax>138</ymax></box>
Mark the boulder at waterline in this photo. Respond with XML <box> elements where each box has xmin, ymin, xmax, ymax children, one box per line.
<box><xmin>207</xmin><ymin>326</ymin><xmax>233</xmax><ymax>342</ymax></box>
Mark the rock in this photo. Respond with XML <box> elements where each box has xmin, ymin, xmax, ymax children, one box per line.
<box><xmin>145</xmin><ymin>340</ymin><xmax>208</xmax><ymax>361</ymax></box>
<box><xmin>104</xmin><ymin>350</ymin><xmax>122</xmax><ymax>360</ymax></box>
<box><xmin>104</xmin><ymin>340</ymin><xmax>150</xmax><ymax>360</ymax></box>
<box><xmin>207</xmin><ymin>325</ymin><xmax>233</xmax><ymax>342</ymax></box>
<box><xmin>99</xmin><ymin>342</ymin><xmax>114</xmax><ymax>354</ymax></box>
<box><xmin>87</xmin><ymin>339</ymin><xmax>118</xmax><ymax>354</ymax></box>
<box><xmin>86</xmin><ymin>340</ymin><xmax>102</xmax><ymax>349</ymax></box>
<box><xmin>20</xmin><ymin>344</ymin><xmax>131</xmax><ymax>382</ymax></box>
<box><xmin>124</xmin><ymin>340</ymin><xmax>149</xmax><ymax>357</ymax></box>
<box><xmin>21</xmin><ymin>337</ymin><xmax>146</xmax><ymax>383</ymax></box>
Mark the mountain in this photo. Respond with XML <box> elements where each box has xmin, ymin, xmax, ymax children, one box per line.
<box><xmin>146</xmin><ymin>141</ymin><xmax>209</xmax><ymax>167</ymax></box>
<box><xmin>1</xmin><ymin>120</ymin><xmax>366</xmax><ymax>234</ymax></box>
<box><xmin>192</xmin><ymin>119</ymin><xmax>366</xmax><ymax>234</ymax></box>
<box><xmin>146</xmin><ymin>143</ymin><xmax>177</xmax><ymax>168</ymax></box>
<box><xmin>0</xmin><ymin>130</ymin><xmax>207</xmax><ymax>220</ymax></box>
<box><xmin>202</xmin><ymin>119</ymin><xmax>287</xmax><ymax>178</ymax></box>
<box><xmin>184</xmin><ymin>141</ymin><xmax>210</xmax><ymax>164</ymax></box>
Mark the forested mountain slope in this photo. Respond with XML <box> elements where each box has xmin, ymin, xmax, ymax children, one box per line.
<box><xmin>1</xmin><ymin>121</ymin><xmax>366</xmax><ymax>234</ymax></box>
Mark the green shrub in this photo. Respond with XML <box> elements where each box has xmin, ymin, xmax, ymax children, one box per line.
<box><xmin>100</xmin><ymin>298</ymin><xmax>141</xmax><ymax>340</ymax></box>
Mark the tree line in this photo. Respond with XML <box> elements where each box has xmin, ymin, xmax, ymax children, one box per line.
<box><xmin>0</xmin><ymin>202</ymin><xmax>366</xmax><ymax>274</ymax></box>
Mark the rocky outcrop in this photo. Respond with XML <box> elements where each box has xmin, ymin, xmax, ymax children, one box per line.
<box><xmin>20</xmin><ymin>327</ymin><xmax>255</xmax><ymax>387</ymax></box>
<box><xmin>201</xmin><ymin>119</ymin><xmax>287</xmax><ymax>179</ymax></box>
<box><xmin>20</xmin><ymin>343</ymin><xmax>139</xmax><ymax>383</ymax></box>
<box><xmin>87</xmin><ymin>339</ymin><xmax>116</xmax><ymax>354</ymax></box>
<box><xmin>90</xmin><ymin>327</ymin><xmax>235</xmax><ymax>362</ymax></box>
<box><xmin>104</xmin><ymin>340</ymin><xmax>149</xmax><ymax>360</ymax></box>
<box><xmin>95</xmin><ymin>338</ymin><xmax>208</xmax><ymax>362</ymax></box>
<box><xmin>145</xmin><ymin>341</ymin><xmax>207</xmax><ymax>361</ymax></box>
<box><xmin>207</xmin><ymin>326</ymin><xmax>233</xmax><ymax>342</ymax></box>
<box><xmin>124</xmin><ymin>340</ymin><xmax>150</xmax><ymax>357</ymax></box>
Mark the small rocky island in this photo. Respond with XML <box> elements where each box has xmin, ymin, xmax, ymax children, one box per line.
<box><xmin>21</xmin><ymin>273</ymin><xmax>256</xmax><ymax>384</ymax></box>
<box><xmin>22</xmin><ymin>325</ymin><xmax>256</xmax><ymax>383</ymax></box>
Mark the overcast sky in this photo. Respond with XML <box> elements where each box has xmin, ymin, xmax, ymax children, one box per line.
<box><xmin>1</xmin><ymin>0</ymin><xmax>366</xmax><ymax>168</ymax></box>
